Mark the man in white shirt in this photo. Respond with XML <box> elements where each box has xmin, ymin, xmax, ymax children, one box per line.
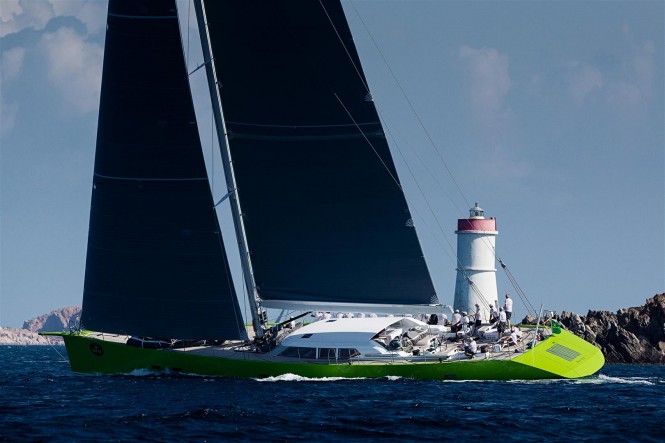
<box><xmin>504</xmin><ymin>293</ymin><xmax>513</xmax><ymax>327</ymax></box>
<box><xmin>507</xmin><ymin>327</ymin><xmax>521</xmax><ymax>350</ymax></box>
<box><xmin>464</xmin><ymin>337</ymin><xmax>477</xmax><ymax>357</ymax></box>
<box><xmin>451</xmin><ymin>310</ymin><xmax>462</xmax><ymax>333</ymax></box>
<box><xmin>461</xmin><ymin>312</ymin><xmax>470</xmax><ymax>333</ymax></box>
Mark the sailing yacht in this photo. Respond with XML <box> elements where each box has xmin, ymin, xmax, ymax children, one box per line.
<box><xmin>44</xmin><ymin>0</ymin><xmax>604</xmax><ymax>380</ymax></box>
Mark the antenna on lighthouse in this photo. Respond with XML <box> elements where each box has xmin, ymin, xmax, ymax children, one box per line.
<box><xmin>453</xmin><ymin>203</ymin><xmax>498</xmax><ymax>321</ymax></box>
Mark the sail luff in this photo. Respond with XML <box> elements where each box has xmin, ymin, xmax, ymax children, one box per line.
<box><xmin>192</xmin><ymin>0</ymin><xmax>264</xmax><ymax>338</ymax></box>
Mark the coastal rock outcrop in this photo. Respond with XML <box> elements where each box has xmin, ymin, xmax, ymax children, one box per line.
<box><xmin>523</xmin><ymin>294</ymin><xmax>665</xmax><ymax>364</ymax></box>
<box><xmin>0</xmin><ymin>327</ymin><xmax>62</xmax><ymax>345</ymax></box>
<box><xmin>1</xmin><ymin>306</ymin><xmax>81</xmax><ymax>346</ymax></box>
<box><xmin>22</xmin><ymin>306</ymin><xmax>81</xmax><ymax>332</ymax></box>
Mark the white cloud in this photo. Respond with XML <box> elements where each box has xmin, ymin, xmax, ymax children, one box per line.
<box><xmin>0</xmin><ymin>0</ymin><xmax>22</xmax><ymax>23</ymax></box>
<box><xmin>610</xmin><ymin>39</ymin><xmax>654</xmax><ymax>111</ymax></box>
<box><xmin>0</xmin><ymin>99</ymin><xmax>19</xmax><ymax>137</ymax></box>
<box><xmin>2</xmin><ymin>47</ymin><xmax>25</xmax><ymax>80</ymax></box>
<box><xmin>39</xmin><ymin>27</ymin><xmax>103</xmax><ymax>113</ymax></box>
<box><xmin>567</xmin><ymin>62</ymin><xmax>603</xmax><ymax>106</ymax></box>
<box><xmin>0</xmin><ymin>0</ymin><xmax>106</xmax><ymax>37</ymax></box>
<box><xmin>0</xmin><ymin>48</ymin><xmax>25</xmax><ymax>136</ymax></box>
<box><xmin>565</xmin><ymin>38</ymin><xmax>655</xmax><ymax>113</ymax></box>
<box><xmin>0</xmin><ymin>0</ymin><xmax>54</xmax><ymax>37</ymax></box>
<box><xmin>50</xmin><ymin>1</ymin><xmax>107</xmax><ymax>35</ymax></box>
<box><xmin>457</xmin><ymin>45</ymin><xmax>512</xmax><ymax>125</ymax></box>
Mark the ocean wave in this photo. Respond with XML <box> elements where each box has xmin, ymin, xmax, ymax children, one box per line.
<box><xmin>593</xmin><ymin>374</ymin><xmax>656</xmax><ymax>385</ymax></box>
<box><xmin>254</xmin><ymin>373</ymin><xmax>368</xmax><ymax>382</ymax></box>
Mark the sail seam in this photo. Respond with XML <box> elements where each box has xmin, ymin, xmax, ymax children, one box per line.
<box><xmin>107</xmin><ymin>13</ymin><xmax>177</xmax><ymax>20</ymax></box>
<box><xmin>225</xmin><ymin>121</ymin><xmax>380</xmax><ymax>129</ymax></box>
<box><xmin>227</xmin><ymin>132</ymin><xmax>383</xmax><ymax>141</ymax></box>
<box><xmin>94</xmin><ymin>173</ymin><xmax>207</xmax><ymax>182</ymax></box>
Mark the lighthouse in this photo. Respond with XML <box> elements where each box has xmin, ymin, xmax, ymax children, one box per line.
<box><xmin>453</xmin><ymin>203</ymin><xmax>498</xmax><ymax>320</ymax></box>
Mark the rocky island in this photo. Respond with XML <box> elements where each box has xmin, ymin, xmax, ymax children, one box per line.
<box><xmin>2</xmin><ymin>295</ymin><xmax>664</xmax><ymax>364</ymax></box>
<box><xmin>0</xmin><ymin>306</ymin><xmax>80</xmax><ymax>346</ymax></box>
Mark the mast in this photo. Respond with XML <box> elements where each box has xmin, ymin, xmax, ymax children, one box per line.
<box><xmin>193</xmin><ymin>1</ymin><xmax>438</xmax><ymax>313</ymax></box>
<box><xmin>192</xmin><ymin>0</ymin><xmax>265</xmax><ymax>338</ymax></box>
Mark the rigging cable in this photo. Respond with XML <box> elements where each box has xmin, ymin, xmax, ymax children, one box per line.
<box><xmin>347</xmin><ymin>0</ymin><xmax>471</xmax><ymax>211</ymax></box>
<box><xmin>325</xmin><ymin>1</ymin><xmax>499</xmax><ymax>311</ymax></box>
<box><xmin>333</xmin><ymin>1</ymin><xmax>533</xmax><ymax>316</ymax></box>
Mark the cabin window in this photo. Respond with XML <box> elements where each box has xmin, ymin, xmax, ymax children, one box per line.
<box><xmin>318</xmin><ymin>348</ymin><xmax>336</xmax><ymax>359</ymax></box>
<box><xmin>338</xmin><ymin>348</ymin><xmax>360</xmax><ymax>359</ymax></box>
<box><xmin>278</xmin><ymin>347</ymin><xmax>317</xmax><ymax>359</ymax></box>
<box><xmin>301</xmin><ymin>334</ymin><xmax>313</xmax><ymax>339</ymax></box>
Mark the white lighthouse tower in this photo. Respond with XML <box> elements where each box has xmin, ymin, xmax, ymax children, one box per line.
<box><xmin>453</xmin><ymin>203</ymin><xmax>498</xmax><ymax>320</ymax></box>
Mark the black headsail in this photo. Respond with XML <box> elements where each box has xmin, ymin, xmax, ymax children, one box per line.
<box><xmin>80</xmin><ymin>0</ymin><xmax>245</xmax><ymax>340</ymax></box>
<box><xmin>198</xmin><ymin>1</ymin><xmax>438</xmax><ymax>312</ymax></box>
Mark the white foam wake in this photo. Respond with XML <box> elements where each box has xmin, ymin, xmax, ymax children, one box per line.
<box><xmin>254</xmin><ymin>373</ymin><xmax>370</xmax><ymax>382</ymax></box>
<box><xmin>593</xmin><ymin>373</ymin><xmax>656</xmax><ymax>385</ymax></box>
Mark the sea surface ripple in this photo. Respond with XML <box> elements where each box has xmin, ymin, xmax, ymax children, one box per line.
<box><xmin>1</xmin><ymin>346</ymin><xmax>663</xmax><ymax>442</ymax></box>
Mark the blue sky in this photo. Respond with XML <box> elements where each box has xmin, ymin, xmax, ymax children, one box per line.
<box><xmin>1</xmin><ymin>0</ymin><xmax>663</xmax><ymax>328</ymax></box>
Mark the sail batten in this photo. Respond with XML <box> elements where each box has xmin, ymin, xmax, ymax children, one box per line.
<box><xmin>81</xmin><ymin>0</ymin><xmax>245</xmax><ymax>341</ymax></box>
<box><xmin>201</xmin><ymin>0</ymin><xmax>438</xmax><ymax>309</ymax></box>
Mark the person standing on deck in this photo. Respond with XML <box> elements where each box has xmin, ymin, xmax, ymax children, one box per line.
<box><xmin>472</xmin><ymin>304</ymin><xmax>482</xmax><ymax>335</ymax></box>
<box><xmin>451</xmin><ymin>310</ymin><xmax>462</xmax><ymax>333</ymax></box>
<box><xmin>489</xmin><ymin>304</ymin><xmax>498</xmax><ymax>324</ymax></box>
<box><xmin>461</xmin><ymin>312</ymin><xmax>470</xmax><ymax>334</ymax></box>
<box><xmin>504</xmin><ymin>293</ymin><xmax>513</xmax><ymax>327</ymax></box>
<box><xmin>498</xmin><ymin>307</ymin><xmax>507</xmax><ymax>336</ymax></box>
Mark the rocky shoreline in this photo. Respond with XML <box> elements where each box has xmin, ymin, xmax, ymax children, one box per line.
<box><xmin>521</xmin><ymin>293</ymin><xmax>665</xmax><ymax>364</ymax></box>
<box><xmin>3</xmin><ymin>296</ymin><xmax>665</xmax><ymax>364</ymax></box>
<box><xmin>557</xmin><ymin>293</ymin><xmax>665</xmax><ymax>364</ymax></box>
<box><xmin>0</xmin><ymin>306</ymin><xmax>80</xmax><ymax>346</ymax></box>
<box><xmin>0</xmin><ymin>327</ymin><xmax>64</xmax><ymax>345</ymax></box>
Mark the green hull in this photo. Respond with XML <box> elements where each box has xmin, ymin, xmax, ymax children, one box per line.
<box><xmin>50</xmin><ymin>328</ymin><xmax>604</xmax><ymax>380</ymax></box>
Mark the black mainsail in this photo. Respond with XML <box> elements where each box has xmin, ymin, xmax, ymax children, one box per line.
<box><xmin>199</xmin><ymin>1</ymin><xmax>438</xmax><ymax>310</ymax></box>
<box><xmin>80</xmin><ymin>0</ymin><xmax>245</xmax><ymax>340</ymax></box>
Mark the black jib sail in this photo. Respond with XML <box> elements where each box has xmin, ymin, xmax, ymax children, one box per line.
<box><xmin>80</xmin><ymin>0</ymin><xmax>245</xmax><ymax>340</ymax></box>
<box><xmin>199</xmin><ymin>0</ymin><xmax>438</xmax><ymax>310</ymax></box>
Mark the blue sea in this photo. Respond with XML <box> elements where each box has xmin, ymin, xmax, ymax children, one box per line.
<box><xmin>1</xmin><ymin>346</ymin><xmax>664</xmax><ymax>442</ymax></box>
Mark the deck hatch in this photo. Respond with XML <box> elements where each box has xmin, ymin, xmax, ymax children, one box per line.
<box><xmin>546</xmin><ymin>343</ymin><xmax>581</xmax><ymax>362</ymax></box>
